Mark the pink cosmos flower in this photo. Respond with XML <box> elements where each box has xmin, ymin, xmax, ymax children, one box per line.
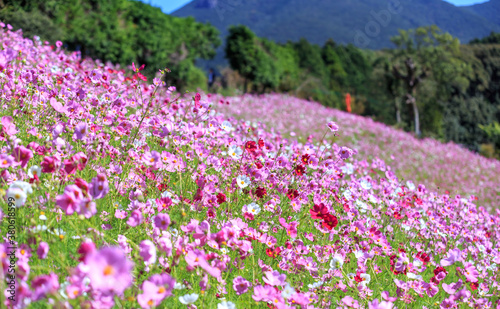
<box><xmin>381</xmin><ymin>291</ymin><xmax>397</xmax><ymax>302</ymax></box>
<box><xmin>342</xmin><ymin>296</ymin><xmax>360</xmax><ymax>308</ymax></box>
<box><xmin>79</xmin><ymin>197</ymin><xmax>97</xmax><ymax>218</ymax></box>
<box><xmin>279</xmin><ymin>218</ymin><xmax>298</xmax><ymax>239</ymax></box>
<box><xmin>56</xmin><ymin>185</ymin><xmax>83</xmax><ymax>215</ymax></box>
<box><xmin>1</xmin><ymin>116</ymin><xmax>18</xmax><ymax>135</ymax></box>
<box><xmin>32</xmin><ymin>273</ymin><xmax>59</xmax><ymax>301</ymax></box>
<box><xmin>127</xmin><ymin>209</ymin><xmax>143</xmax><ymax>227</ymax></box>
<box><xmin>85</xmin><ymin>247</ymin><xmax>133</xmax><ymax>295</ymax></box>
<box><xmin>0</xmin><ymin>154</ymin><xmax>13</xmax><ymax>168</ymax></box>
<box><xmin>74</xmin><ymin>178</ymin><xmax>90</xmax><ymax>196</ymax></box>
<box><xmin>37</xmin><ymin>242</ymin><xmax>49</xmax><ymax>259</ymax></box>
<box><xmin>440</xmin><ymin>299</ymin><xmax>456</xmax><ymax>309</ymax></box>
<box><xmin>153</xmin><ymin>213</ymin><xmax>171</xmax><ymax>230</ymax></box>
<box><xmin>74</xmin><ymin>122</ymin><xmax>88</xmax><ymax>140</ymax></box>
<box><xmin>89</xmin><ymin>173</ymin><xmax>109</xmax><ymax>199</ymax></box>
<box><xmin>440</xmin><ymin>248</ymin><xmax>462</xmax><ymax>267</ymax></box>
<box><xmin>115</xmin><ymin>209</ymin><xmax>128</xmax><ymax>219</ymax></box>
<box><xmin>463</xmin><ymin>262</ymin><xmax>479</xmax><ymax>283</ymax></box>
<box><xmin>49</xmin><ymin>97</ymin><xmax>66</xmax><ymax>113</ymax></box>
<box><xmin>327</xmin><ymin>121</ymin><xmax>339</xmax><ymax>132</ymax></box>
<box><xmin>155</xmin><ymin>196</ymin><xmax>172</xmax><ymax>211</ymax></box>
<box><xmin>185</xmin><ymin>249</ymin><xmax>221</xmax><ymax>278</ymax></box>
<box><xmin>139</xmin><ymin>240</ymin><xmax>157</xmax><ymax>266</ymax></box>
<box><xmin>90</xmin><ymin>69</ymin><xmax>102</xmax><ymax>83</ymax></box>
<box><xmin>193</xmin><ymin>220</ymin><xmax>211</xmax><ymax>245</ymax></box>
<box><xmin>73</xmin><ymin>152</ymin><xmax>88</xmax><ymax>171</ymax></box>
<box><xmin>262</xmin><ymin>270</ymin><xmax>287</xmax><ymax>286</ymax></box>
<box><xmin>252</xmin><ymin>285</ymin><xmax>277</xmax><ymax>302</ymax></box>
<box><xmin>424</xmin><ymin>282</ymin><xmax>439</xmax><ymax>297</ymax></box>
<box><xmin>63</xmin><ymin>158</ymin><xmax>78</xmax><ymax>175</ymax></box>
<box><xmin>368</xmin><ymin>299</ymin><xmax>394</xmax><ymax>309</ymax></box>
<box><xmin>137</xmin><ymin>273</ymin><xmax>175</xmax><ymax>308</ymax></box>
<box><xmin>338</xmin><ymin>146</ymin><xmax>352</xmax><ymax>160</ymax></box>
<box><xmin>442</xmin><ymin>279</ymin><xmax>463</xmax><ymax>295</ymax></box>
<box><xmin>233</xmin><ymin>276</ymin><xmax>251</xmax><ymax>295</ymax></box>
<box><xmin>78</xmin><ymin>239</ymin><xmax>96</xmax><ymax>261</ymax></box>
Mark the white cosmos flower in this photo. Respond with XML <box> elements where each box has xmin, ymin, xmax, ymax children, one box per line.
<box><xmin>174</xmin><ymin>282</ymin><xmax>186</xmax><ymax>290</ymax></box>
<box><xmin>49</xmin><ymin>228</ymin><xmax>66</xmax><ymax>237</ymax></box>
<box><xmin>32</xmin><ymin>225</ymin><xmax>47</xmax><ymax>232</ymax></box>
<box><xmin>356</xmin><ymin>200</ymin><xmax>368</xmax><ymax>213</ymax></box>
<box><xmin>354</xmin><ymin>250</ymin><xmax>365</xmax><ymax>260</ymax></box>
<box><xmin>236</xmin><ymin>175</ymin><xmax>251</xmax><ymax>189</ymax></box>
<box><xmin>28</xmin><ymin>165</ymin><xmax>42</xmax><ymax>179</ymax></box>
<box><xmin>407</xmin><ymin>273</ymin><xmax>422</xmax><ymax>280</ymax></box>
<box><xmin>39</xmin><ymin>214</ymin><xmax>47</xmax><ymax>221</ymax></box>
<box><xmin>179</xmin><ymin>293</ymin><xmax>199</xmax><ymax>305</ymax></box>
<box><xmin>6</xmin><ymin>187</ymin><xmax>27</xmax><ymax>207</ymax></box>
<box><xmin>330</xmin><ymin>254</ymin><xmax>344</xmax><ymax>270</ymax></box>
<box><xmin>487</xmin><ymin>263</ymin><xmax>497</xmax><ymax>271</ymax></box>
<box><xmin>359</xmin><ymin>273</ymin><xmax>371</xmax><ymax>286</ymax></box>
<box><xmin>168</xmin><ymin>228</ymin><xmax>179</xmax><ymax>238</ymax></box>
<box><xmin>9</xmin><ymin>181</ymin><xmax>33</xmax><ymax>195</ymax></box>
<box><xmin>406</xmin><ymin>181</ymin><xmax>416</xmax><ymax>191</ymax></box>
<box><xmin>220</xmin><ymin>121</ymin><xmax>232</xmax><ymax>132</ymax></box>
<box><xmin>228</xmin><ymin>145</ymin><xmax>242</xmax><ymax>159</ymax></box>
<box><xmin>247</xmin><ymin>202</ymin><xmax>261</xmax><ymax>215</ymax></box>
<box><xmin>413</xmin><ymin>259</ymin><xmax>423</xmax><ymax>268</ymax></box>
<box><xmin>341</xmin><ymin>163</ymin><xmax>354</xmax><ymax>175</ymax></box>
<box><xmin>360</xmin><ymin>179</ymin><xmax>372</xmax><ymax>190</ymax></box>
<box><xmin>217</xmin><ymin>301</ymin><xmax>236</xmax><ymax>309</ymax></box>
<box><xmin>307</xmin><ymin>281</ymin><xmax>324</xmax><ymax>289</ymax></box>
<box><xmin>162</xmin><ymin>190</ymin><xmax>179</xmax><ymax>204</ymax></box>
<box><xmin>281</xmin><ymin>283</ymin><xmax>296</xmax><ymax>299</ymax></box>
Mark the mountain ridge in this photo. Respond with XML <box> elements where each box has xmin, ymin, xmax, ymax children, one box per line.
<box><xmin>172</xmin><ymin>0</ymin><xmax>500</xmax><ymax>49</ymax></box>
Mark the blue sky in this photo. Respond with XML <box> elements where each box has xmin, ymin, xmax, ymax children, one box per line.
<box><xmin>140</xmin><ymin>0</ymin><xmax>490</xmax><ymax>14</ymax></box>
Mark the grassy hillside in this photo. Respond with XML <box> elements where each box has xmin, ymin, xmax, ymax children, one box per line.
<box><xmin>214</xmin><ymin>94</ymin><xmax>500</xmax><ymax>211</ymax></box>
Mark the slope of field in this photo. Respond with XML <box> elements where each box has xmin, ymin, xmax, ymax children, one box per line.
<box><xmin>214</xmin><ymin>94</ymin><xmax>500</xmax><ymax>211</ymax></box>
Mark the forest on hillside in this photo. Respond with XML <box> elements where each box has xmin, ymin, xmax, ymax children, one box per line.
<box><xmin>1</xmin><ymin>0</ymin><xmax>500</xmax><ymax>158</ymax></box>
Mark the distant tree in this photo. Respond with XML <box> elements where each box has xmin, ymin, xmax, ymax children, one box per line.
<box><xmin>321</xmin><ymin>39</ymin><xmax>346</xmax><ymax>90</ymax></box>
<box><xmin>0</xmin><ymin>8</ymin><xmax>63</xmax><ymax>43</ymax></box>
<box><xmin>470</xmin><ymin>31</ymin><xmax>500</xmax><ymax>45</ymax></box>
<box><xmin>292</xmin><ymin>38</ymin><xmax>326</xmax><ymax>79</ymax></box>
<box><xmin>390</xmin><ymin>25</ymin><xmax>471</xmax><ymax>137</ymax></box>
<box><xmin>443</xmin><ymin>95</ymin><xmax>496</xmax><ymax>150</ymax></box>
<box><xmin>225</xmin><ymin>25</ymin><xmax>262</xmax><ymax>93</ymax></box>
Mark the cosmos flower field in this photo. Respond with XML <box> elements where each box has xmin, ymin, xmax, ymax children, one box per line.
<box><xmin>0</xmin><ymin>24</ymin><xmax>500</xmax><ymax>309</ymax></box>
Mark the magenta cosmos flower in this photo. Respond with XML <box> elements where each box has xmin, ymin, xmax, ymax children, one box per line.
<box><xmin>56</xmin><ymin>185</ymin><xmax>84</xmax><ymax>215</ymax></box>
<box><xmin>41</xmin><ymin>156</ymin><xmax>58</xmax><ymax>173</ymax></box>
<box><xmin>85</xmin><ymin>247</ymin><xmax>133</xmax><ymax>295</ymax></box>
<box><xmin>12</xmin><ymin>145</ymin><xmax>33</xmax><ymax>168</ymax></box>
